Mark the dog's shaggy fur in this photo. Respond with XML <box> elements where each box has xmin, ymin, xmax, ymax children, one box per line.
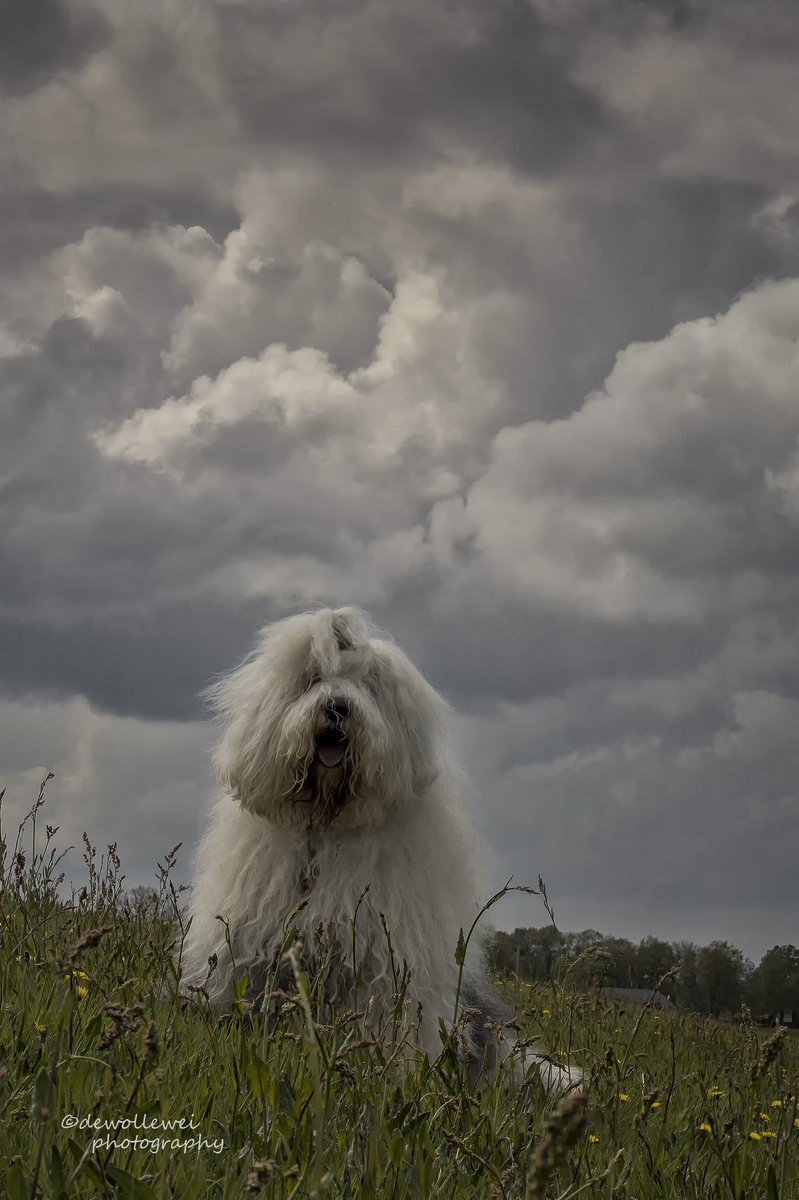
<box><xmin>180</xmin><ymin>606</ymin><xmax>580</xmax><ymax>1092</ymax></box>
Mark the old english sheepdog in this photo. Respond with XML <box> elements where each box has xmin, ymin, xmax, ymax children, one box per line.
<box><xmin>180</xmin><ymin>606</ymin><xmax>581</xmax><ymax>1095</ymax></box>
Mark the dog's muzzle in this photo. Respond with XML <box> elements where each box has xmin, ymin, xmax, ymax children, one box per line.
<box><xmin>314</xmin><ymin>698</ymin><xmax>349</xmax><ymax>769</ymax></box>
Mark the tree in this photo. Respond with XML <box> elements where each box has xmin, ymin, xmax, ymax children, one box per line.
<box><xmin>747</xmin><ymin>945</ymin><xmax>799</xmax><ymax>1022</ymax></box>
<box><xmin>696</xmin><ymin>941</ymin><xmax>751</xmax><ymax>1016</ymax></box>
<box><xmin>489</xmin><ymin>930</ymin><xmax>517</xmax><ymax>975</ymax></box>
<box><xmin>636</xmin><ymin>936</ymin><xmax>677</xmax><ymax>995</ymax></box>
<box><xmin>124</xmin><ymin>884</ymin><xmax>159</xmax><ymax>916</ymax></box>
<box><xmin>513</xmin><ymin>925</ymin><xmax>565</xmax><ymax>982</ymax></box>
<box><xmin>671</xmin><ymin>941</ymin><xmax>702</xmax><ymax>1010</ymax></box>
<box><xmin>592</xmin><ymin>937</ymin><xmax>638</xmax><ymax>987</ymax></box>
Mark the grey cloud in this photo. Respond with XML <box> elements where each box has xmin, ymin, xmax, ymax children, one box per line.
<box><xmin>0</xmin><ymin>603</ymin><xmax>262</xmax><ymax>722</ymax></box>
<box><xmin>461</xmin><ymin>684</ymin><xmax>799</xmax><ymax>960</ymax></box>
<box><xmin>394</xmin><ymin>596</ymin><xmax>722</xmax><ymax>711</ymax></box>
<box><xmin>0</xmin><ymin>695</ymin><xmax>213</xmax><ymax>890</ymax></box>
<box><xmin>410</xmin><ymin>176</ymin><xmax>784</xmax><ymax>424</ymax></box>
<box><xmin>217</xmin><ymin>0</ymin><xmax>605</xmax><ymax>171</ymax></box>
<box><xmin>0</xmin><ymin>0</ymin><xmax>111</xmax><ymax>95</ymax></box>
<box><xmin>564</xmin><ymin>0</ymin><xmax>799</xmax><ymax>191</ymax></box>
<box><xmin>1</xmin><ymin>0</ymin><xmax>798</xmax><ymax>959</ymax></box>
<box><xmin>165</xmin><ymin>241</ymin><xmax>391</xmax><ymax>382</ymax></box>
<box><xmin>0</xmin><ymin>183</ymin><xmax>236</xmax><ymax>273</ymax></box>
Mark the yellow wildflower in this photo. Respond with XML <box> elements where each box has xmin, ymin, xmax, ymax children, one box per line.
<box><xmin>619</xmin><ymin>1094</ymin><xmax>630</xmax><ymax>1102</ymax></box>
<box><xmin>761</xmin><ymin>1131</ymin><xmax>777</xmax><ymax>1140</ymax></box>
<box><xmin>759</xmin><ymin>1113</ymin><xmax>771</xmax><ymax>1122</ymax></box>
<box><xmin>771</xmin><ymin>1100</ymin><xmax>783</xmax><ymax>1108</ymax></box>
<box><xmin>699</xmin><ymin>1123</ymin><xmax>712</xmax><ymax>1133</ymax></box>
<box><xmin>707</xmin><ymin>1088</ymin><xmax>726</xmax><ymax>1098</ymax></box>
<box><xmin>749</xmin><ymin>1132</ymin><xmax>762</xmax><ymax>1141</ymax></box>
<box><xmin>651</xmin><ymin>1101</ymin><xmax>662</xmax><ymax>1110</ymax></box>
<box><xmin>65</xmin><ymin>969</ymin><xmax>90</xmax><ymax>997</ymax></box>
<box><xmin>588</xmin><ymin>1135</ymin><xmax>599</xmax><ymax>1144</ymax></box>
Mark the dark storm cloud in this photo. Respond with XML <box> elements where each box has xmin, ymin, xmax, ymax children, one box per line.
<box><xmin>0</xmin><ymin>0</ymin><xmax>110</xmax><ymax>95</ymax></box>
<box><xmin>1</xmin><ymin>318</ymin><xmax>128</xmax><ymax>469</ymax></box>
<box><xmin>513</xmin><ymin>729</ymin><xmax>799</xmax><ymax>910</ymax></box>
<box><xmin>389</xmin><ymin>596</ymin><xmax>723</xmax><ymax>711</ymax></box>
<box><xmin>0</xmin><ymin>183</ymin><xmax>236</xmax><ymax>271</ymax></box>
<box><xmin>217</xmin><ymin>0</ymin><xmax>605</xmax><ymax>171</ymax></box>
<box><xmin>0</xmin><ymin>602</ymin><xmax>265</xmax><ymax>721</ymax></box>
<box><xmin>410</xmin><ymin>176</ymin><xmax>785</xmax><ymax>424</ymax></box>
<box><xmin>1</xmin><ymin>0</ymin><xmax>798</xmax><ymax>956</ymax></box>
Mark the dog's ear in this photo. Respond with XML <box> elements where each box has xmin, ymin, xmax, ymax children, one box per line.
<box><xmin>411</xmin><ymin>760</ymin><xmax>440</xmax><ymax>796</ymax></box>
<box><xmin>367</xmin><ymin>642</ymin><xmax>450</xmax><ymax>800</ymax></box>
<box><xmin>205</xmin><ymin>657</ymin><xmax>279</xmax><ymax>814</ymax></box>
<box><xmin>213</xmin><ymin>726</ymin><xmax>256</xmax><ymax>809</ymax></box>
<box><xmin>214</xmin><ymin>724</ymin><xmax>282</xmax><ymax>817</ymax></box>
<box><xmin>215</xmin><ymin>752</ymin><xmax>244</xmax><ymax>804</ymax></box>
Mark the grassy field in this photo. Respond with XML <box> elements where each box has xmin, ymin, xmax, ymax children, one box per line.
<box><xmin>2</xmin><ymin>782</ymin><xmax>798</xmax><ymax>1198</ymax></box>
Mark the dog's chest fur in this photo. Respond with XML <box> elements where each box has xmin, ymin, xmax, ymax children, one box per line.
<box><xmin>299</xmin><ymin>836</ymin><xmax>321</xmax><ymax>895</ymax></box>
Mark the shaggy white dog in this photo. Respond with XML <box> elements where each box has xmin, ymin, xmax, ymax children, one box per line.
<box><xmin>180</xmin><ymin>606</ymin><xmax>580</xmax><ymax>1094</ymax></box>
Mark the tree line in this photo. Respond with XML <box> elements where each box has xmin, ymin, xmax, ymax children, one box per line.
<box><xmin>490</xmin><ymin>927</ymin><xmax>799</xmax><ymax>1022</ymax></box>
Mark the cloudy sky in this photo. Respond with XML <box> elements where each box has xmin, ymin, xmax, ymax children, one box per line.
<box><xmin>2</xmin><ymin>0</ymin><xmax>799</xmax><ymax>963</ymax></box>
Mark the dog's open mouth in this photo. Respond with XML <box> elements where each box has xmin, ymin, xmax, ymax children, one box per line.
<box><xmin>314</xmin><ymin>727</ymin><xmax>348</xmax><ymax>769</ymax></box>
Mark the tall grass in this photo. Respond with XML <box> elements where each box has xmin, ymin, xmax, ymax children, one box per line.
<box><xmin>1</xmin><ymin>776</ymin><xmax>798</xmax><ymax>1198</ymax></box>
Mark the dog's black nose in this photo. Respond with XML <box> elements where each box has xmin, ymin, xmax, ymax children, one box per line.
<box><xmin>325</xmin><ymin>697</ymin><xmax>350</xmax><ymax>721</ymax></box>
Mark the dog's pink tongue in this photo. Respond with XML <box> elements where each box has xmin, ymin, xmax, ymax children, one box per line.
<box><xmin>317</xmin><ymin>742</ymin><xmax>346</xmax><ymax>768</ymax></box>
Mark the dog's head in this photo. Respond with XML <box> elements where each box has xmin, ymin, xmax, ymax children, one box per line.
<box><xmin>205</xmin><ymin>607</ymin><xmax>449</xmax><ymax>829</ymax></box>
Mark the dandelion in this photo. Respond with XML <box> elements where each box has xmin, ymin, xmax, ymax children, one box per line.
<box><xmin>65</xmin><ymin>969</ymin><xmax>90</xmax><ymax>998</ymax></box>
<box><xmin>708</xmin><ymin>1088</ymin><xmax>726</xmax><ymax>1098</ymax></box>
<box><xmin>619</xmin><ymin>1094</ymin><xmax>631</xmax><ymax>1102</ymax></box>
<box><xmin>749</xmin><ymin>1132</ymin><xmax>762</xmax><ymax>1141</ymax></box>
<box><xmin>759</xmin><ymin>1112</ymin><xmax>771</xmax><ymax>1122</ymax></box>
<box><xmin>699</xmin><ymin>1123</ymin><xmax>712</xmax><ymax>1133</ymax></box>
<box><xmin>651</xmin><ymin>1101</ymin><xmax>662</xmax><ymax>1110</ymax></box>
<box><xmin>761</xmin><ymin>1131</ymin><xmax>777</xmax><ymax>1140</ymax></box>
<box><xmin>542</xmin><ymin>1009</ymin><xmax>551</xmax><ymax>1016</ymax></box>
<box><xmin>771</xmin><ymin>1100</ymin><xmax>783</xmax><ymax>1108</ymax></box>
<box><xmin>794</xmin><ymin>1118</ymin><xmax>799</xmax><ymax>1131</ymax></box>
<box><xmin>588</xmin><ymin>1135</ymin><xmax>599</xmax><ymax>1144</ymax></box>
